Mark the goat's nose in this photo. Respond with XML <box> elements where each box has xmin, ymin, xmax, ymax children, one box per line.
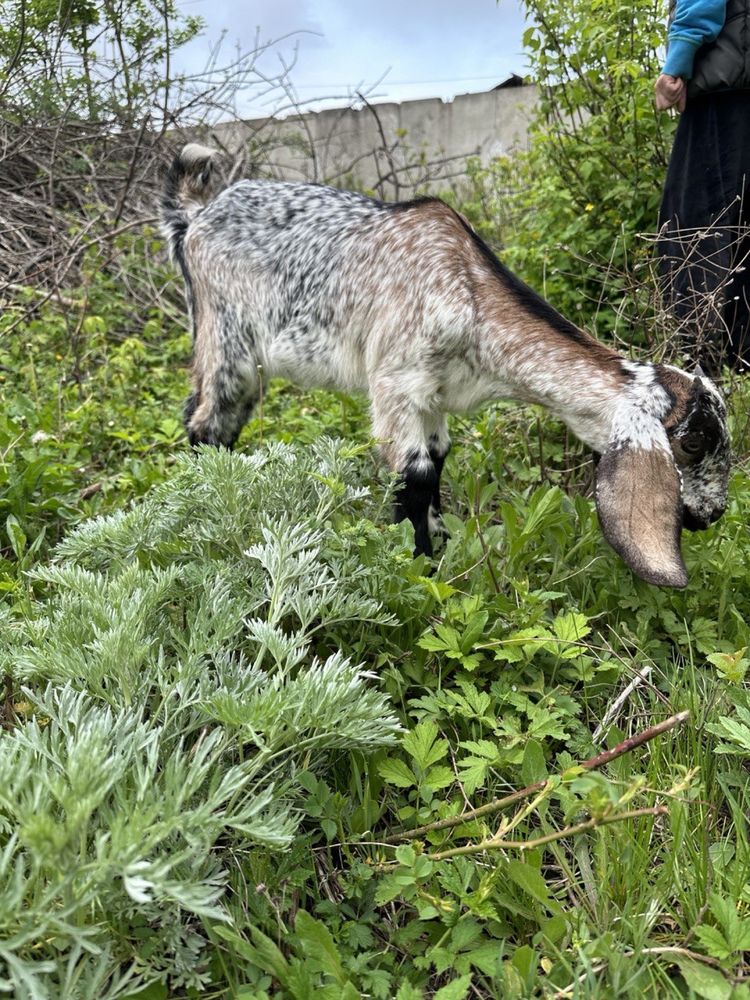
<box><xmin>682</xmin><ymin>505</ymin><xmax>725</xmax><ymax>531</ymax></box>
<box><xmin>682</xmin><ymin>507</ymin><xmax>707</xmax><ymax>531</ymax></box>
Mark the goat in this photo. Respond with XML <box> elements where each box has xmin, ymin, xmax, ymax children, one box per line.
<box><xmin>161</xmin><ymin>143</ymin><xmax>731</xmax><ymax>588</ymax></box>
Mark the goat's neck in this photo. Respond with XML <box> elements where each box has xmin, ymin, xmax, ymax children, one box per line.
<box><xmin>484</xmin><ymin>317</ymin><xmax>648</xmax><ymax>455</ymax></box>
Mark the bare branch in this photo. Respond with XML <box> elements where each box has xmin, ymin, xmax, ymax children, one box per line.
<box><xmin>383</xmin><ymin>710</ymin><xmax>690</xmax><ymax>844</ymax></box>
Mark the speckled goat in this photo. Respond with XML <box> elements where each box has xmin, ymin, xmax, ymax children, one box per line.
<box><xmin>162</xmin><ymin>143</ymin><xmax>731</xmax><ymax>588</ymax></box>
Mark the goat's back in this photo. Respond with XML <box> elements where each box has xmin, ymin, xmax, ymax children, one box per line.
<box><xmin>181</xmin><ymin>179</ymin><xmax>482</xmax><ymax>388</ymax></box>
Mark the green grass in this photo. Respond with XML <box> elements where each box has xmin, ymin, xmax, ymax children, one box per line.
<box><xmin>1</xmin><ymin>281</ymin><xmax>749</xmax><ymax>999</ymax></box>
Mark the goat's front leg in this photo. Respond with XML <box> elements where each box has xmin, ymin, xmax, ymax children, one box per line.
<box><xmin>394</xmin><ymin>452</ymin><xmax>438</xmax><ymax>557</ymax></box>
<box><xmin>371</xmin><ymin>390</ymin><xmax>438</xmax><ymax>557</ymax></box>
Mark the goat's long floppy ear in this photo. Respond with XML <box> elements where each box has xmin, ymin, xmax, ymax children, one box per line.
<box><xmin>595</xmin><ymin>435</ymin><xmax>688</xmax><ymax>589</ymax></box>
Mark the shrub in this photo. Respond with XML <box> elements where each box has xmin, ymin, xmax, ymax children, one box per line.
<box><xmin>459</xmin><ymin>0</ymin><xmax>677</xmax><ymax>340</ymax></box>
<box><xmin>0</xmin><ymin>442</ymin><xmax>408</xmax><ymax>997</ymax></box>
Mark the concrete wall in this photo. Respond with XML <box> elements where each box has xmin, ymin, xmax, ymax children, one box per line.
<box><xmin>212</xmin><ymin>84</ymin><xmax>537</xmax><ymax>197</ymax></box>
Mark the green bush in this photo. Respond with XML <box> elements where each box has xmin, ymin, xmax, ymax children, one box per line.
<box><xmin>457</xmin><ymin>0</ymin><xmax>677</xmax><ymax>341</ymax></box>
<box><xmin>1</xmin><ymin>393</ymin><xmax>749</xmax><ymax>995</ymax></box>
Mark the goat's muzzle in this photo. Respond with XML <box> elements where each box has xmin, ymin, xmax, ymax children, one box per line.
<box><xmin>682</xmin><ymin>505</ymin><xmax>724</xmax><ymax>531</ymax></box>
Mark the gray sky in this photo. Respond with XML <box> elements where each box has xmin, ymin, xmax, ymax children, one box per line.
<box><xmin>174</xmin><ymin>0</ymin><xmax>528</xmax><ymax>117</ymax></box>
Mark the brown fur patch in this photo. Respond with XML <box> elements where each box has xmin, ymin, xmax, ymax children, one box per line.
<box><xmin>654</xmin><ymin>365</ymin><xmax>693</xmax><ymax>430</ymax></box>
<box><xmin>437</xmin><ymin>203</ymin><xmax>628</xmax><ymax>383</ymax></box>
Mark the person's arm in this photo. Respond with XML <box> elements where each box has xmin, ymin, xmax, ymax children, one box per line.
<box><xmin>655</xmin><ymin>0</ymin><xmax>726</xmax><ymax>111</ymax></box>
<box><xmin>663</xmin><ymin>0</ymin><xmax>726</xmax><ymax>78</ymax></box>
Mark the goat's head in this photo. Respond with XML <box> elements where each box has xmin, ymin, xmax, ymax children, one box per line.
<box><xmin>595</xmin><ymin>364</ymin><xmax>730</xmax><ymax>588</ymax></box>
<box><xmin>667</xmin><ymin>371</ymin><xmax>730</xmax><ymax>531</ymax></box>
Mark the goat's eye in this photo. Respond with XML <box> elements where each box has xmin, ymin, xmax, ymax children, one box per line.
<box><xmin>680</xmin><ymin>433</ymin><xmax>704</xmax><ymax>456</ymax></box>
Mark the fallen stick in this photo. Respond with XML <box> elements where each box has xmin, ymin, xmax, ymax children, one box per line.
<box><xmin>383</xmin><ymin>710</ymin><xmax>689</xmax><ymax>845</ymax></box>
<box><xmin>427</xmin><ymin>805</ymin><xmax>669</xmax><ymax>861</ymax></box>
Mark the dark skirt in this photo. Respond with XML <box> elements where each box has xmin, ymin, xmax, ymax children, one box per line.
<box><xmin>658</xmin><ymin>90</ymin><xmax>750</xmax><ymax>370</ymax></box>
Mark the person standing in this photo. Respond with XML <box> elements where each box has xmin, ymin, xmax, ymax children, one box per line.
<box><xmin>656</xmin><ymin>0</ymin><xmax>750</xmax><ymax>371</ymax></box>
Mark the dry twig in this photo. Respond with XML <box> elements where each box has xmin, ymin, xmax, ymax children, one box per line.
<box><xmin>384</xmin><ymin>710</ymin><xmax>689</xmax><ymax>844</ymax></box>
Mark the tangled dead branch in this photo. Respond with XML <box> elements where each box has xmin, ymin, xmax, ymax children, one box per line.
<box><xmin>0</xmin><ymin>5</ymin><xmax>322</xmax><ymax>327</ymax></box>
<box><xmin>1</xmin><ymin>2</ymin><xmax>471</xmax><ymax>340</ymax></box>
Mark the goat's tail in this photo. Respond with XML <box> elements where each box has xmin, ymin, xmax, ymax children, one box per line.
<box><xmin>161</xmin><ymin>143</ymin><xmax>219</xmax><ymax>265</ymax></box>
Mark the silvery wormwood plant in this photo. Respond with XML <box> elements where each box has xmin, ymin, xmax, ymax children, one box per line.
<box><xmin>0</xmin><ymin>440</ymin><xmax>407</xmax><ymax>999</ymax></box>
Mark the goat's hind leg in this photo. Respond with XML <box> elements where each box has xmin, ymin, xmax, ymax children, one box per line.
<box><xmin>185</xmin><ymin>364</ymin><xmax>259</xmax><ymax>449</ymax></box>
<box><xmin>184</xmin><ymin>297</ymin><xmax>261</xmax><ymax>448</ymax></box>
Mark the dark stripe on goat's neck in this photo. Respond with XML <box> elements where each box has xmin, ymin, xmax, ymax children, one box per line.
<box><xmin>455</xmin><ymin>215</ymin><xmax>600</xmax><ymax>350</ymax></box>
<box><xmin>389</xmin><ymin>196</ymin><xmax>440</xmax><ymax>212</ymax></box>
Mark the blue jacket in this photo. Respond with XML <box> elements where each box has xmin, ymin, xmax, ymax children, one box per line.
<box><xmin>663</xmin><ymin>0</ymin><xmax>726</xmax><ymax>77</ymax></box>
